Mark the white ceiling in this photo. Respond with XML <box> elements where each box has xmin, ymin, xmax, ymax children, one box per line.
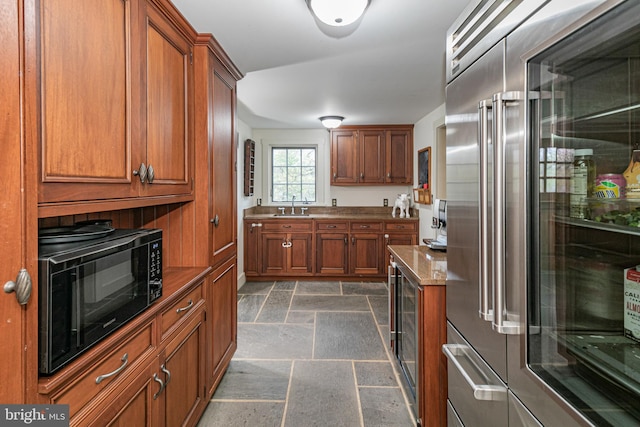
<box><xmin>171</xmin><ymin>0</ymin><xmax>470</xmax><ymax>129</ymax></box>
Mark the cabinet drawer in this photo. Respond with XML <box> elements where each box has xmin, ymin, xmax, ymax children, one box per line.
<box><xmin>316</xmin><ymin>221</ymin><xmax>348</xmax><ymax>231</ymax></box>
<box><xmin>350</xmin><ymin>221</ymin><xmax>383</xmax><ymax>231</ymax></box>
<box><xmin>262</xmin><ymin>221</ymin><xmax>313</xmax><ymax>232</ymax></box>
<box><xmin>384</xmin><ymin>221</ymin><xmax>417</xmax><ymax>232</ymax></box>
<box><xmin>160</xmin><ymin>283</ymin><xmax>203</xmax><ymax>339</ymax></box>
<box><xmin>53</xmin><ymin>322</ymin><xmax>155</xmax><ymax>418</ymax></box>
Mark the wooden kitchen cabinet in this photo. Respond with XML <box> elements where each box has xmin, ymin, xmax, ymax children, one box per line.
<box><xmin>244</xmin><ymin>217</ymin><xmax>417</xmax><ymax>279</ymax></box>
<box><xmin>349</xmin><ymin>221</ymin><xmax>384</xmax><ymax>276</ymax></box>
<box><xmin>34</xmin><ymin>0</ymin><xmax>196</xmax><ymax>216</ymax></box>
<box><xmin>139</xmin><ymin>0</ymin><xmax>194</xmax><ymax>199</ymax></box>
<box><xmin>261</xmin><ymin>220</ymin><xmax>313</xmax><ymax>275</ymax></box>
<box><xmin>316</xmin><ymin>221</ymin><xmax>349</xmax><ymax>275</ymax></box>
<box><xmin>159</xmin><ymin>307</ymin><xmax>207</xmax><ymax>427</ymax></box>
<box><xmin>330</xmin><ymin>125</ymin><xmax>413</xmax><ymax>186</ymax></box>
<box><xmin>384</xmin><ymin>221</ymin><xmax>418</xmax><ymax>263</ymax></box>
<box><xmin>193</xmin><ymin>39</ymin><xmax>239</xmax><ymax>269</ymax></box>
<box><xmin>206</xmin><ymin>260</ymin><xmax>238</xmax><ymax>396</ymax></box>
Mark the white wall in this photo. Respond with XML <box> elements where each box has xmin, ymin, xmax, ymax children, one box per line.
<box><xmin>413</xmin><ymin>103</ymin><xmax>446</xmax><ymax>242</ymax></box>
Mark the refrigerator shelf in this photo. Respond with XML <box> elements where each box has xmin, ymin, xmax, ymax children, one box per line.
<box><xmin>562</xmin><ymin>334</ymin><xmax>640</xmax><ymax>397</ymax></box>
<box><xmin>557</xmin><ymin>216</ymin><xmax>640</xmax><ymax>237</ymax></box>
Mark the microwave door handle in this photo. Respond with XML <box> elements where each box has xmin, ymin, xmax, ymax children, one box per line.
<box><xmin>492</xmin><ymin>91</ymin><xmax>523</xmax><ymax>335</ymax></box>
<box><xmin>478</xmin><ymin>99</ymin><xmax>493</xmax><ymax>322</ymax></box>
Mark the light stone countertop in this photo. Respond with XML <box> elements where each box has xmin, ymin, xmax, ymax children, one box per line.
<box><xmin>388</xmin><ymin>245</ymin><xmax>447</xmax><ymax>286</ymax></box>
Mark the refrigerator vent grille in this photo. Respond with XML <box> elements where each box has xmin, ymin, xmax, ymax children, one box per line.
<box><xmin>446</xmin><ymin>0</ymin><xmax>547</xmax><ymax>82</ymax></box>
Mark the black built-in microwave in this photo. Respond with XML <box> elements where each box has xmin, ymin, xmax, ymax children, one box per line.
<box><xmin>38</xmin><ymin>228</ymin><xmax>162</xmax><ymax>375</ymax></box>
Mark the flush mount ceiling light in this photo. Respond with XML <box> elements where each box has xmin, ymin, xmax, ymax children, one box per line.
<box><xmin>319</xmin><ymin>116</ymin><xmax>344</xmax><ymax>129</ymax></box>
<box><xmin>308</xmin><ymin>0</ymin><xmax>370</xmax><ymax>27</ymax></box>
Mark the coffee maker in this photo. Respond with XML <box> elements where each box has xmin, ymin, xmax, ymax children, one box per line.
<box><xmin>426</xmin><ymin>198</ymin><xmax>447</xmax><ymax>251</ymax></box>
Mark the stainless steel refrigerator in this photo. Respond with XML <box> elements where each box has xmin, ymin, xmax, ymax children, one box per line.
<box><xmin>444</xmin><ymin>0</ymin><xmax>640</xmax><ymax>425</ymax></box>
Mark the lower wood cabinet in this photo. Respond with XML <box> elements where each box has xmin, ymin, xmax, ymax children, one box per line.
<box><xmin>349</xmin><ymin>221</ymin><xmax>384</xmax><ymax>276</ymax></box>
<box><xmin>206</xmin><ymin>259</ymin><xmax>238</xmax><ymax>396</ymax></box>
<box><xmin>245</xmin><ymin>218</ymin><xmax>418</xmax><ymax>279</ymax></box>
<box><xmin>260</xmin><ymin>220</ymin><xmax>313</xmax><ymax>276</ymax></box>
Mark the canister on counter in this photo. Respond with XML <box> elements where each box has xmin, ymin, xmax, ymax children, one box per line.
<box><xmin>594</xmin><ymin>173</ymin><xmax>626</xmax><ymax>198</ymax></box>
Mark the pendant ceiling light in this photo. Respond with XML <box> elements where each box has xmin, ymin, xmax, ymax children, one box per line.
<box><xmin>308</xmin><ymin>0</ymin><xmax>370</xmax><ymax>27</ymax></box>
<box><xmin>319</xmin><ymin>116</ymin><xmax>344</xmax><ymax>129</ymax></box>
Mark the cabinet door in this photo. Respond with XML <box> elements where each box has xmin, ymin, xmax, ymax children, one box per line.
<box><xmin>316</xmin><ymin>233</ymin><xmax>349</xmax><ymax>275</ymax></box>
<box><xmin>206</xmin><ymin>261</ymin><xmax>237</xmax><ymax>396</ymax></box>
<box><xmin>141</xmin><ymin>1</ymin><xmax>193</xmax><ymax>197</ymax></box>
<box><xmin>261</xmin><ymin>233</ymin><xmax>288</xmax><ymax>274</ymax></box>
<box><xmin>359</xmin><ymin>130</ymin><xmax>385</xmax><ymax>184</ymax></box>
<box><xmin>162</xmin><ymin>308</ymin><xmax>206</xmax><ymax>427</ymax></box>
<box><xmin>244</xmin><ymin>220</ymin><xmax>260</xmax><ymax>276</ymax></box>
<box><xmin>210</xmin><ymin>57</ymin><xmax>237</xmax><ymax>267</ymax></box>
<box><xmin>350</xmin><ymin>233</ymin><xmax>384</xmax><ymax>276</ymax></box>
<box><xmin>1</xmin><ymin>0</ymin><xmax>35</xmax><ymax>403</ymax></box>
<box><xmin>86</xmin><ymin>363</ymin><xmax>159</xmax><ymax>427</ymax></box>
<box><xmin>37</xmin><ymin>0</ymin><xmax>139</xmax><ymax>203</ymax></box>
<box><xmin>385</xmin><ymin>129</ymin><xmax>413</xmax><ymax>184</ymax></box>
<box><xmin>288</xmin><ymin>233</ymin><xmax>314</xmax><ymax>275</ymax></box>
<box><xmin>331</xmin><ymin>130</ymin><xmax>358</xmax><ymax>184</ymax></box>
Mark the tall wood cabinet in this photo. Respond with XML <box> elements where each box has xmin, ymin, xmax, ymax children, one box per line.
<box><xmin>1</xmin><ymin>0</ymin><xmax>39</xmax><ymax>404</ymax></box>
<box><xmin>7</xmin><ymin>2</ymin><xmax>242</xmax><ymax>426</ymax></box>
<box><xmin>330</xmin><ymin>125</ymin><xmax>413</xmax><ymax>186</ymax></box>
<box><xmin>34</xmin><ymin>0</ymin><xmax>195</xmax><ymax>216</ymax></box>
<box><xmin>193</xmin><ymin>35</ymin><xmax>241</xmax><ymax>398</ymax></box>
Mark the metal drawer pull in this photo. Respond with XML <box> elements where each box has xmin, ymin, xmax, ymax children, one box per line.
<box><xmin>442</xmin><ymin>344</ymin><xmax>506</xmax><ymax>401</ymax></box>
<box><xmin>327</xmin><ymin>225</ymin><xmax>336</xmax><ymax>228</ymax></box>
<box><xmin>153</xmin><ymin>373</ymin><xmax>164</xmax><ymax>399</ymax></box>
<box><xmin>360</xmin><ymin>225</ymin><xmax>370</xmax><ymax>228</ymax></box>
<box><xmin>176</xmin><ymin>299</ymin><xmax>194</xmax><ymax>313</ymax></box>
<box><xmin>161</xmin><ymin>364</ymin><xmax>171</xmax><ymax>386</ymax></box>
<box><xmin>95</xmin><ymin>353</ymin><xmax>129</xmax><ymax>384</ymax></box>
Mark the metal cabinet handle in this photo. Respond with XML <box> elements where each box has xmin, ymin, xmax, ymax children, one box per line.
<box><xmin>147</xmin><ymin>164</ymin><xmax>155</xmax><ymax>183</ymax></box>
<box><xmin>492</xmin><ymin>91</ymin><xmax>523</xmax><ymax>335</ymax></box>
<box><xmin>327</xmin><ymin>225</ymin><xmax>336</xmax><ymax>228</ymax></box>
<box><xmin>153</xmin><ymin>373</ymin><xmax>165</xmax><ymax>400</ymax></box>
<box><xmin>442</xmin><ymin>344</ymin><xmax>506</xmax><ymax>401</ymax></box>
<box><xmin>133</xmin><ymin>163</ymin><xmax>147</xmax><ymax>183</ymax></box>
<box><xmin>281</xmin><ymin>240</ymin><xmax>292</xmax><ymax>248</ymax></box>
<box><xmin>96</xmin><ymin>353</ymin><xmax>128</xmax><ymax>384</ymax></box>
<box><xmin>344</xmin><ymin>237</ymin><xmax>347</xmax><ymax>244</ymax></box>
<box><xmin>176</xmin><ymin>299</ymin><xmax>194</xmax><ymax>314</ymax></box>
<box><xmin>478</xmin><ymin>99</ymin><xmax>493</xmax><ymax>322</ymax></box>
<box><xmin>161</xmin><ymin>364</ymin><xmax>171</xmax><ymax>386</ymax></box>
<box><xmin>282</xmin><ymin>225</ymin><xmax>292</xmax><ymax>229</ymax></box>
<box><xmin>360</xmin><ymin>225</ymin><xmax>370</xmax><ymax>229</ymax></box>
<box><xmin>333</xmin><ymin>172</ymin><xmax>337</xmax><ymax>180</ymax></box>
<box><xmin>211</xmin><ymin>215</ymin><xmax>220</xmax><ymax>227</ymax></box>
<box><xmin>351</xmin><ymin>236</ymin><xmax>355</xmax><ymax>245</ymax></box>
<box><xmin>4</xmin><ymin>269</ymin><xmax>32</xmax><ymax>306</ymax></box>
<box><xmin>360</xmin><ymin>173</ymin><xmax>364</xmax><ymax>179</ymax></box>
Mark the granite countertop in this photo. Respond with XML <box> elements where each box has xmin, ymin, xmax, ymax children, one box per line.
<box><xmin>388</xmin><ymin>245</ymin><xmax>446</xmax><ymax>286</ymax></box>
<box><xmin>243</xmin><ymin>206</ymin><xmax>419</xmax><ymax>220</ymax></box>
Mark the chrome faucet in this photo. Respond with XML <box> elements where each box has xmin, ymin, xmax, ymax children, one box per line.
<box><xmin>290</xmin><ymin>195</ymin><xmax>296</xmax><ymax>214</ymax></box>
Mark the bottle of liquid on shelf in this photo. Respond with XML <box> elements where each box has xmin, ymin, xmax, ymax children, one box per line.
<box><xmin>570</xmin><ymin>149</ymin><xmax>595</xmax><ymax>219</ymax></box>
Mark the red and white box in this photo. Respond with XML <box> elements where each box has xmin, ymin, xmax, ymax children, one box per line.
<box><xmin>624</xmin><ymin>266</ymin><xmax>640</xmax><ymax>342</ymax></box>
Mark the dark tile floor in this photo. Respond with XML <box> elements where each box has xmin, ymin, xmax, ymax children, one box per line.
<box><xmin>197</xmin><ymin>280</ymin><xmax>415</xmax><ymax>427</ymax></box>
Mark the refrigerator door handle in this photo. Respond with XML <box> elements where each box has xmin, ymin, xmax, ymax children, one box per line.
<box><xmin>492</xmin><ymin>91</ymin><xmax>523</xmax><ymax>335</ymax></box>
<box><xmin>442</xmin><ymin>343</ymin><xmax>507</xmax><ymax>401</ymax></box>
<box><xmin>478</xmin><ymin>99</ymin><xmax>493</xmax><ymax>322</ymax></box>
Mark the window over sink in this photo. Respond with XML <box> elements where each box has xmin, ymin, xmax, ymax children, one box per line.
<box><xmin>271</xmin><ymin>147</ymin><xmax>317</xmax><ymax>203</ymax></box>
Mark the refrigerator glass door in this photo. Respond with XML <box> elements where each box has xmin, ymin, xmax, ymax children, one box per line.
<box><xmin>528</xmin><ymin>2</ymin><xmax>640</xmax><ymax>425</ymax></box>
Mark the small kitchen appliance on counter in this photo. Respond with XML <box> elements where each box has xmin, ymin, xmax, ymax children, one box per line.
<box><xmin>425</xmin><ymin>198</ymin><xmax>447</xmax><ymax>251</ymax></box>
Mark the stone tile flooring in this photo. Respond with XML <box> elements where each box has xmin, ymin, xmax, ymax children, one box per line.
<box><xmin>197</xmin><ymin>280</ymin><xmax>415</xmax><ymax>427</ymax></box>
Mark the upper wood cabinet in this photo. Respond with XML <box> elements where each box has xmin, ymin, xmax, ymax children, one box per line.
<box><xmin>34</xmin><ymin>0</ymin><xmax>195</xmax><ymax>216</ymax></box>
<box><xmin>193</xmin><ymin>36</ymin><xmax>242</xmax><ymax>269</ymax></box>
<box><xmin>330</xmin><ymin>125</ymin><xmax>413</xmax><ymax>186</ymax></box>
<box><xmin>139</xmin><ymin>0</ymin><xmax>194</xmax><ymax>198</ymax></box>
